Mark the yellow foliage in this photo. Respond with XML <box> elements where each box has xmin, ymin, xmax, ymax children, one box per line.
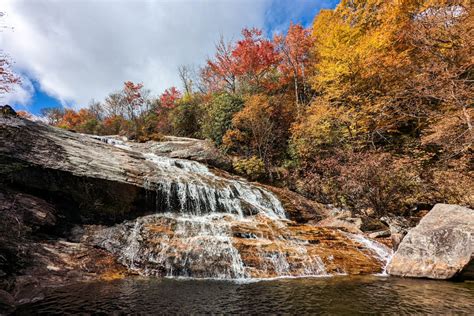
<box><xmin>233</xmin><ymin>156</ymin><xmax>266</xmax><ymax>180</ymax></box>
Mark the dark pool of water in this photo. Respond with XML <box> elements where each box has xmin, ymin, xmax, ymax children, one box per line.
<box><xmin>14</xmin><ymin>276</ymin><xmax>474</xmax><ymax>315</ymax></box>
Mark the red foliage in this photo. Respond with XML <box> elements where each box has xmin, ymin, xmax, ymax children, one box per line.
<box><xmin>159</xmin><ymin>87</ymin><xmax>182</xmax><ymax>109</ymax></box>
<box><xmin>204</xmin><ymin>37</ymin><xmax>238</xmax><ymax>93</ymax></box>
<box><xmin>231</xmin><ymin>28</ymin><xmax>279</xmax><ymax>83</ymax></box>
<box><xmin>274</xmin><ymin>23</ymin><xmax>312</xmax><ymax>84</ymax></box>
<box><xmin>58</xmin><ymin>108</ymin><xmax>94</xmax><ymax>130</ymax></box>
<box><xmin>0</xmin><ymin>55</ymin><xmax>20</xmax><ymax>95</ymax></box>
<box><xmin>123</xmin><ymin>81</ymin><xmax>144</xmax><ymax>108</ymax></box>
<box><xmin>203</xmin><ymin>28</ymin><xmax>279</xmax><ymax>92</ymax></box>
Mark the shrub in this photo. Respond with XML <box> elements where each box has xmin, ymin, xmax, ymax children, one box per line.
<box><xmin>170</xmin><ymin>97</ymin><xmax>203</xmax><ymax>138</ymax></box>
<box><xmin>233</xmin><ymin>156</ymin><xmax>266</xmax><ymax>181</ymax></box>
<box><xmin>295</xmin><ymin>151</ymin><xmax>422</xmax><ymax>217</ymax></box>
<box><xmin>200</xmin><ymin>93</ymin><xmax>244</xmax><ymax>145</ymax></box>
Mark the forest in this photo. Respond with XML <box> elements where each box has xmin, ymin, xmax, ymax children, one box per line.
<box><xmin>13</xmin><ymin>0</ymin><xmax>474</xmax><ymax>216</ymax></box>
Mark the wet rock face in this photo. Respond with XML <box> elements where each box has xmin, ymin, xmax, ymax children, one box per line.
<box><xmin>134</xmin><ymin>136</ymin><xmax>232</xmax><ymax>170</ymax></box>
<box><xmin>0</xmin><ymin>190</ymin><xmax>128</xmax><ymax>309</ymax></box>
<box><xmin>90</xmin><ymin>213</ymin><xmax>392</xmax><ymax>279</ymax></box>
<box><xmin>0</xmin><ymin>116</ymin><xmax>295</xmax><ymax>223</ymax></box>
<box><xmin>387</xmin><ymin>204</ymin><xmax>474</xmax><ymax>279</ymax></box>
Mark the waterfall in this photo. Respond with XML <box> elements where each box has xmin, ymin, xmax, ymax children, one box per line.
<box><xmin>90</xmin><ymin>136</ymin><xmax>387</xmax><ymax>279</ymax></box>
<box><xmin>143</xmin><ymin>152</ymin><xmax>286</xmax><ymax>219</ymax></box>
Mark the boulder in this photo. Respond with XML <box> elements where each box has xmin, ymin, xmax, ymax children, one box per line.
<box><xmin>0</xmin><ymin>189</ymin><xmax>129</xmax><ymax>308</ymax></box>
<box><xmin>387</xmin><ymin>204</ymin><xmax>474</xmax><ymax>279</ymax></box>
<box><xmin>0</xmin><ymin>105</ymin><xmax>17</xmax><ymax>117</ymax></box>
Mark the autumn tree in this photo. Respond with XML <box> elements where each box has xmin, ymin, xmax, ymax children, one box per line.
<box><xmin>159</xmin><ymin>87</ymin><xmax>182</xmax><ymax>109</ymax></box>
<box><xmin>0</xmin><ymin>12</ymin><xmax>20</xmax><ymax>98</ymax></box>
<box><xmin>224</xmin><ymin>94</ymin><xmax>293</xmax><ymax>174</ymax></box>
<box><xmin>231</xmin><ymin>28</ymin><xmax>280</xmax><ymax>92</ymax></box>
<box><xmin>202</xmin><ymin>36</ymin><xmax>238</xmax><ymax>93</ymax></box>
<box><xmin>16</xmin><ymin>110</ymin><xmax>32</xmax><ymax>119</ymax></box>
<box><xmin>122</xmin><ymin>81</ymin><xmax>150</xmax><ymax>137</ymax></box>
<box><xmin>405</xmin><ymin>1</ymin><xmax>473</xmax><ymax>138</ymax></box>
<box><xmin>274</xmin><ymin>22</ymin><xmax>312</xmax><ymax>115</ymax></box>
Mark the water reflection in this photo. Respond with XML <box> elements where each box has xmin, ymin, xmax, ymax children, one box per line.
<box><xmin>15</xmin><ymin>276</ymin><xmax>474</xmax><ymax>315</ymax></box>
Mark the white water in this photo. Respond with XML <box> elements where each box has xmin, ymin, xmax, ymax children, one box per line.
<box><xmin>143</xmin><ymin>152</ymin><xmax>286</xmax><ymax>219</ymax></box>
<box><xmin>344</xmin><ymin>232</ymin><xmax>393</xmax><ymax>274</ymax></box>
<box><xmin>98</xmin><ymin>213</ymin><xmax>247</xmax><ymax>278</ymax></box>
<box><xmin>89</xmin><ymin>135</ymin><xmax>131</xmax><ymax>150</ymax></box>
<box><xmin>90</xmin><ymin>135</ymin><xmax>386</xmax><ymax>279</ymax></box>
<box><xmin>97</xmin><ymin>212</ymin><xmax>328</xmax><ymax>279</ymax></box>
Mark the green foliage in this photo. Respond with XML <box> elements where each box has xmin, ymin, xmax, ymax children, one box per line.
<box><xmin>200</xmin><ymin>93</ymin><xmax>244</xmax><ymax>145</ymax></box>
<box><xmin>233</xmin><ymin>156</ymin><xmax>266</xmax><ymax>181</ymax></box>
<box><xmin>170</xmin><ymin>96</ymin><xmax>203</xmax><ymax>138</ymax></box>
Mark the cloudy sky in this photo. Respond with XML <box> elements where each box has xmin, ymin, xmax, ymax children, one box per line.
<box><xmin>1</xmin><ymin>0</ymin><xmax>339</xmax><ymax>114</ymax></box>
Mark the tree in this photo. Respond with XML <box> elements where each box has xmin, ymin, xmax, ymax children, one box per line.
<box><xmin>0</xmin><ymin>12</ymin><xmax>20</xmax><ymax>97</ymax></box>
<box><xmin>87</xmin><ymin>99</ymin><xmax>104</xmax><ymax>121</ymax></box>
<box><xmin>40</xmin><ymin>107</ymin><xmax>65</xmax><ymax>125</ymax></box>
<box><xmin>0</xmin><ymin>55</ymin><xmax>19</xmax><ymax>97</ymax></box>
<box><xmin>122</xmin><ymin>81</ymin><xmax>149</xmax><ymax>137</ymax></box>
<box><xmin>231</xmin><ymin>28</ymin><xmax>279</xmax><ymax>91</ymax></box>
<box><xmin>202</xmin><ymin>36</ymin><xmax>238</xmax><ymax>93</ymax></box>
<box><xmin>170</xmin><ymin>94</ymin><xmax>203</xmax><ymax>138</ymax></box>
<box><xmin>123</xmin><ymin>81</ymin><xmax>144</xmax><ymax>119</ymax></box>
<box><xmin>103</xmin><ymin>92</ymin><xmax>126</xmax><ymax>118</ymax></box>
<box><xmin>405</xmin><ymin>2</ymin><xmax>473</xmax><ymax>134</ymax></box>
<box><xmin>223</xmin><ymin>94</ymin><xmax>293</xmax><ymax>171</ymax></box>
<box><xmin>159</xmin><ymin>87</ymin><xmax>182</xmax><ymax>109</ymax></box>
<box><xmin>200</xmin><ymin>93</ymin><xmax>244</xmax><ymax>145</ymax></box>
<box><xmin>178</xmin><ymin>65</ymin><xmax>195</xmax><ymax>95</ymax></box>
<box><xmin>274</xmin><ymin>22</ymin><xmax>312</xmax><ymax>115</ymax></box>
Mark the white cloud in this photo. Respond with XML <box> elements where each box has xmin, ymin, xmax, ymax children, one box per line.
<box><xmin>1</xmin><ymin>0</ymin><xmax>270</xmax><ymax>108</ymax></box>
<box><xmin>0</xmin><ymin>73</ymin><xmax>34</xmax><ymax>106</ymax></box>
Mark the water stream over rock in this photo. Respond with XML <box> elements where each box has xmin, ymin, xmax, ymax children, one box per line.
<box><xmin>87</xmin><ymin>136</ymin><xmax>390</xmax><ymax>279</ymax></box>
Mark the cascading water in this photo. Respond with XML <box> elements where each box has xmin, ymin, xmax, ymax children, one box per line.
<box><xmin>90</xmin><ymin>136</ymin><xmax>388</xmax><ymax>279</ymax></box>
<box><xmin>143</xmin><ymin>152</ymin><xmax>286</xmax><ymax>218</ymax></box>
<box><xmin>344</xmin><ymin>232</ymin><xmax>393</xmax><ymax>274</ymax></box>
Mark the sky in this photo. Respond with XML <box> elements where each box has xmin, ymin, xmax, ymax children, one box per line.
<box><xmin>1</xmin><ymin>0</ymin><xmax>339</xmax><ymax>115</ymax></box>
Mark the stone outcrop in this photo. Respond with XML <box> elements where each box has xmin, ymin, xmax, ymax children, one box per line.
<box><xmin>0</xmin><ymin>189</ymin><xmax>129</xmax><ymax>309</ymax></box>
<box><xmin>387</xmin><ymin>204</ymin><xmax>474</xmax><ymax>279</ymax></box>
<box><xmin>134</xmin><ymin>135</ymin><xmax>232</xmax><ymax>170</ymax></box>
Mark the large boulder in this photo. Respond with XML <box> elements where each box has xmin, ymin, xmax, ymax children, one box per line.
<box><xmin>387</xmin><ymin>204</ymin><xmax>474</xmax><ymax>279</ymax></box>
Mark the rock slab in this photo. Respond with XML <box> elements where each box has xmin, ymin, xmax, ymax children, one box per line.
<box><xmin>387</xmin><ymin>204</ymin><xmax>473</xmax><ymax>279</ymax></box>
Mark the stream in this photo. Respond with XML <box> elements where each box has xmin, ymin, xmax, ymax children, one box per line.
<box><xmin>15</xmin><ymin>276</ymin><xmax>474</xmax><ymax>314</ymax></box>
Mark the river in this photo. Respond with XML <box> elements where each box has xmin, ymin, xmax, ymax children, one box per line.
<box><xmin>15</xmin><ymin>276</ymin><xmax>474</xmax><ymax>314</ymax></box>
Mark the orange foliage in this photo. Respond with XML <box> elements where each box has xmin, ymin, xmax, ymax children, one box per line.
<box><xmin>16</xmin><ymin>110</ymin><xmax>32</xmax><ymax>119</ymax></box>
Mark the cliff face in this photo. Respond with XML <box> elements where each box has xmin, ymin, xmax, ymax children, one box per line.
<box><xmin>1</xmin><ymin>110</ymin><xmax>392</xmax><ymax>308</ymax></box>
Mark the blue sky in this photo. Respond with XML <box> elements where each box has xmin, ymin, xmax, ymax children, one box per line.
<box><xmin>3</xmin><ymin>0</ymin><xmax>339</xmax><ymax>115</ymax></box>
